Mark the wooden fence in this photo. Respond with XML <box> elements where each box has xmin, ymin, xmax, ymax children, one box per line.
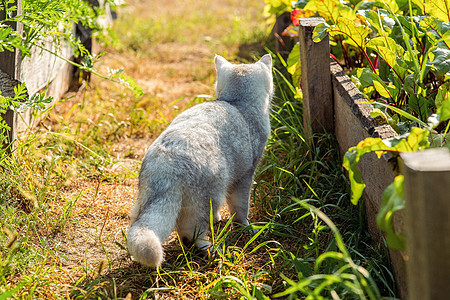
<box><xmin>298</xmin><ymin>17</ymin><xmax>450</xmax><ymax>300</ymax></box>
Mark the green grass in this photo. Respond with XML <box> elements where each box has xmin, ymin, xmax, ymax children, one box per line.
<box><xmin>0</xmin><ymin>0</ymin><xmax>398</xmax><ymax>298</ymax></box>
<box><xmin>0</xmin><ymin>70</ymin><xmax>397</xmax><ymax>299</ymax></box>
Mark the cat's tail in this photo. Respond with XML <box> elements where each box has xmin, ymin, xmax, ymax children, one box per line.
<box><xmin>127</xmin><ymin>224</ymin><xmax>164</xmax><ymax>267</ymax></box>
<box><xmin>127</xmin><ymin>183</ymin><xmax>182</xmax><ymax>268</ymax></box>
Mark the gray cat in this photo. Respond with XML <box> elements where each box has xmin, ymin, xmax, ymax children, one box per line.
<box><xmin>127</xmin><ymin>54</ymin><xmax>273</xmax><ymax>267</ymax></box>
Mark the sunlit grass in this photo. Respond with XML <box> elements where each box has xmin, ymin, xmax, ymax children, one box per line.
<box><xmin>113</xmin><ymin>0</ymin><xmax>267</xmax><ymax>59</ymax></box>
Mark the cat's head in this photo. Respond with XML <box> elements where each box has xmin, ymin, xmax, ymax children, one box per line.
<box><xmin>214</xmin><ymin>54</ymin><xmax>273</xmax><ymax>104</ymax></box>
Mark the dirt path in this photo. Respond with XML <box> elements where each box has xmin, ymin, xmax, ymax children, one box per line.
<box><xmin>43</xmin><ymin>0</ymin><xmax>267</xmax><ymax>295</ymax></box>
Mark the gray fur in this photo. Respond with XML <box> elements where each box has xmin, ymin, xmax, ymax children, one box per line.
<box><xmin>127</xmin><ymin>54</ymin><xmax>273</xmax><ymax>267</ymax></box>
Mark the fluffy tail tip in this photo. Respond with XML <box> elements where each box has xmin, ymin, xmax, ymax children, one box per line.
<box><xmin>127</xmin><ymin>225</ymin><xmax>164</xmax><ymax>268</ymax></box>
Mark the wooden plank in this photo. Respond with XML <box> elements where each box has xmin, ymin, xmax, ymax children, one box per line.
<box><xmin>401</xmin><ymin>148</ymin><xmax>450</xmax><ymax>300</ymax></box>
<box><xmin>298</xmin><ymin>17</ymin><xmax>333</xmax><ymax>137</ymax></box>
<box><xmin>331</xmin><ymin>59</ymin><xmax>406</xmax><ymax>299</ymax></box>
<box><xmin>0</xmin><ymin>0</ymin><xmax>22</xmax><ymax>147</ymax></box>
<box><xmin>0</xmin><ymin>0</ymin><xmax>22</xmax><ymax>78</ymax></box>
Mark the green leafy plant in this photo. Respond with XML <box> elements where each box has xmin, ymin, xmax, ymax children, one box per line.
<box><xmin>376</xmin><ymin>175</ymin><xmax>405</xmax><ymax>250</ymax></box>
<box><xmin>263</xmin><ymin>0</ymin><xmax>293</xmax><ymax>18</ymax></box>
<box><xmin>343</xmin><ymin>126</ymin><xmax>430</xmax><ymax>205</ymax></box>
<box><xmin>289</xmin><ymin>0</ymin><xmax>450</xmax><ymax>130</ymax></box>
<box><xmin>341</xmin><ymin>127</ymin><xmax>428</xmax><ymax>250</ymax></box>
<box><xmin>287</xmin><ymin>0</ymin><xmax>450</xmax><ymax>251</ymax></box>
<box><xmin>1</xmin><ymin>0</ymin><xmax>100</xmax><ymax>56</ymax></box>
<box><xmin>274</xmin><ymin>202</ymin><xmax>382</xmax><ymax>300</ymax></box>
<box><xmin>0</xmin><ymin>84</ymin><xmax>27</xmax><ymax>148</ymax></box>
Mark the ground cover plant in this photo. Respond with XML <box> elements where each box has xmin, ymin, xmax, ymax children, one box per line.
<box><xmin>2</xmin><ymin>0</ymin><xmax>397</xmax><ymax>298</ymax></box>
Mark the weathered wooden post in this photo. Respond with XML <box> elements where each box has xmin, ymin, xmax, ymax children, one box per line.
<box><xmin>0</xmin><ymin>0</ymin><xmax>22</xmax><ymax>77</ymax></box>
<box><xmin>401</xmin><ymin>148</ymin><xmax>450</xmax><ymax>300</ymax></box>
<box><xmin>0</xmin><ymin>0</ymin><xmax>24</xmax><ymax>147</ymax></box>
<box><xmin>298</xmin><ymin>18</ymin><xmax>333</xmax><ymax>138</ymax></box>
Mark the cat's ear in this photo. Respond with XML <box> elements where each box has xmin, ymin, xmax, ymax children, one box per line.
<box><xmin>258</xmin><ymin>54</ymin><xmax>272</xmax><ymax>70</ymax></box>
<box><xmin>215</xmin><ymin>55</ymin><xmax>231</xmax><ymax>71</ymax></box>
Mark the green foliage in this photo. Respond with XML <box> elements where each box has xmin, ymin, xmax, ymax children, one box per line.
<box><xmin>341</xmin><ymin>126</ymin><xmax>431</xmax><ymax>251</ymax></box>
<box><xmin>304</xmin><ymin>0</ymin><xmax>355</xmax><ymax>25</ymax></box>
<box><xmin>0</xmin><ymin>84</ymin><xmax>52</xmax><ymax>153</ymax></box>
<box><xmin>0</xmin><ymin>223</ymin><xmax>41</xmax><ymax>299</ymax></box>
<box><xmin>0</xmin><ymin>0</ymin><xmax>104</xmax><ymax>56</ymax></box>
<box><xmin>424</xmin><ymin>0</ymin><xmax>450</xmax><ymax>22</ymax></box>
<box><xmin>0</xmin><ymin>25</ymin><xmax>24</xmax><ymax>53</ymax></box>
<box><xmin>308</xmin><ymin>0</ymin><xmax>450</xmax><ymax>128</ymax></box>
<box><xmin>342</xmin><ymin>127</ymin><xmax>430</xmax><ymax>205</ymax></box>
<box><xmin>274</xmin><ymin>202</ymin><xmax>382</xmax><ymax>300</ymax></box>
<box><xmin>263</xmin><ymin>0</ymin><xmax>292</xmax><ymax>17</ymax></box>
<box><xmin>436</xmin><ymin>81</ymin><xmax>450</xmax><ymax>122</ymax></box>
<box><xmin>376</xmin><ymin>175</ymin><xmax>406</xmax><ymax>250</ymax></box>
<box><xmin>0</xmin><ymin>0</ymin><xmax>143</xmax><ymax>153</ymax></box>
<box><xmin>286</xmin><ymin>42</ymin><xmax>301</xmax><ymax>88</ymax></box>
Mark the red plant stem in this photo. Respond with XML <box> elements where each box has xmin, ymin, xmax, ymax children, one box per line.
<box><xmin>329</xmin><ymin>29</ymin><xmax>374</xmax><ymax>71</ymax></box>
<box><xmin>361</xmin><ymin>47</ymin><xmax>377</xmax><ymax>73</ymax></box>
<box><xmin>337</xmin><ymin>36</ymin><xmax>351</xmax><ymax>68</ymax></box>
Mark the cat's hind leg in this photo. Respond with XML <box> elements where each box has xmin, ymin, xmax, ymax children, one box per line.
<box><xmin>176</xmin><ymin>210</ymin><xmax>211</xmax><ymax>251</ymax></box>
<box><xmin>227</xmin><ymin>172</ymin><xmax>254</xmax><ymax>228</ymax></box>
<box><xmin>176</xmin><ymin>184</ymin><xmax>228</xmax><ymax>251</ymax></box>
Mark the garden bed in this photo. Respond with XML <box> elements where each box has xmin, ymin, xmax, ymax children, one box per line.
<box><xmin>0</xmin><ymin>0</ymin><xmax>112</xmax><ymax>146</ymax></box>
<box><xmin>297</xmin><ymin>13</ymin><xmax>450</xmax><ymax>298</ymax></box>
<box><xmin>331</xmin><ymin>58</ymin><xmax>406</xmax><ymax>297</ymax></box>
<box><xmin>297</xmin><ymin>17</ymin><xmax>407</xmax><ymax>298</ymax></box>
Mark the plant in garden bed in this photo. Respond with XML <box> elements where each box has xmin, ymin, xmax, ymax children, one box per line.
<box><xmin>284</xmin><ymin>0</ymin><xmax>450</xmax><ymax>250</ymax></box>
<box><xmin>288</xmin><ymin>0</ymin><xmax>450</xmax><ymax>129</ymax></box>
<box><xmin>263</xmin><ymin>0</ymin><xmax>294</xmax><ymax>23</ymax></box>
<box><xmin>0</xmin><ymin>0</ymin><xmax>117</xmax><ymax>56</ymax></box>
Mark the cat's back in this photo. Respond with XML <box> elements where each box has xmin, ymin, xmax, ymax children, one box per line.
<box><xmin>145</xmin><ymin>100</ymin><xmax>252</xmax><ymax>168</ymax></box>
<box><xmin>168</xmin><ymin>100</ymin><xmax>243</xmax><ymax>131</ymax></box>
<box><xmin>139</xmin><ymin>100</ymin><xmax>253</xmax><ymax>186</ymax></box>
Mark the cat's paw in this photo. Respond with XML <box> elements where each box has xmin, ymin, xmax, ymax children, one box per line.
<box><xmin>196</xmin><ymin>240</ymin><xmax>223</xmax><ymax>261</ymax></box>
<box><xmin>245</xmin><ymin>225</ymin><xmax>259</xmax><ymax>236</ymax></box>
<box><xmin>213</xmin><ymin>211</ymin><xmax>222</xmax><ymax>223</ymax></box>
